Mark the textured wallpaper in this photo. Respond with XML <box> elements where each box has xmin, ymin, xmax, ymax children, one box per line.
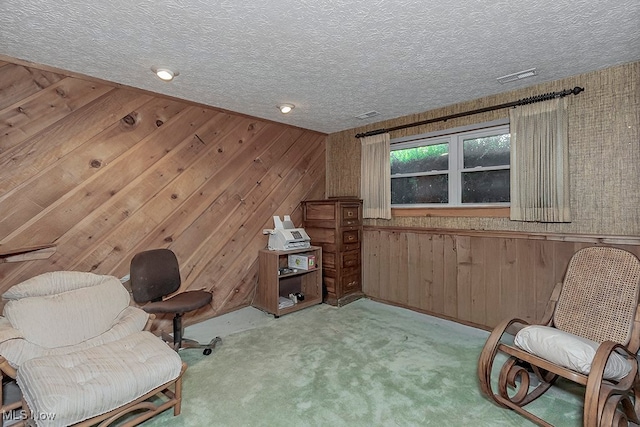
<box><xmin>326</xmin><ymin>61</ymin><xmax>640</xmax><ymax>236</ymax></box>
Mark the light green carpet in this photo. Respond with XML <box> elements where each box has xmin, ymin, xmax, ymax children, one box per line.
<box><xmin>141</xmin><ymin>299</ymin><xmax>583</xmax><ymax>426</ymax></box>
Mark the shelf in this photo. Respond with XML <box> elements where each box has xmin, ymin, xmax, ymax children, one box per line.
<box><xmin>253</xmin><ymin>246</ymin><xmax>322</xmax><ymax>317</ymax></box>
<box><xmin>0</xmin><ymin>244</ymin><xmax>56</xmax><ymax>263</ymax></box>
<box><xmin>276</xmin><ymin>298</ymin><xmax>320</xmax><ymax>316</ymax></box>
<box><xmin>278</xmin><ymin>268</ymin><xmax>318</xmax><ymax>279</ymax></box>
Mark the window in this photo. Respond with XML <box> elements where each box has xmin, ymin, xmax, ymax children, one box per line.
<box><xmin>390</xmin><ymin>124</ymin><xmax>510</xmax><ymax>207</ymax></box>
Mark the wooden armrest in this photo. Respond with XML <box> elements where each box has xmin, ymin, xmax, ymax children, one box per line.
<box><xmin>539</xmin><ymin>282</ymin><xmax>563</xmax><ymax>326</ymax></box>
<box><xmin>0</xmin><ymin>356</ymin><xmax>17</xmax><ymax>379</ymax></box>
<box><xmin>144</xmin><ymin>313</ymin><xmax>156</xmax><ymax>332</ymax></box>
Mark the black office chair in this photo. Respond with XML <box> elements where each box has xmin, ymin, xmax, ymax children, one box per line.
<box><xmin>130</xmin><ymin>248</ymin><xmax>221</xmax><ymax>355</ymax></box>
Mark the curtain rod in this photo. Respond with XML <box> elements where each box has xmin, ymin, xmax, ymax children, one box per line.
<box><xmin>354</xmin><ymin>86</ymin><xmax>584</xmax><ymax>139</ymax></box>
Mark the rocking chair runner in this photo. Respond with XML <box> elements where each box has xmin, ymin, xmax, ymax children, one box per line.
<box><xmin>478</xmin><ymin>246</ymin><xmax>640</xmax><ymax>427</ymax></box>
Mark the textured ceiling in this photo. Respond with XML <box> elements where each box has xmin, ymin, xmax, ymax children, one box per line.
<box><xmin>1</xmin><ymin>0</ymin><xmax>639</xmax><ymax>133</ymax></box>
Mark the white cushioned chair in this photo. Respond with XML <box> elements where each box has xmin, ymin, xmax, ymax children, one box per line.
<box><xmin>0</xmin><ymin>271</ymin><xmax>186</xmax><ymax>427</ymax></box>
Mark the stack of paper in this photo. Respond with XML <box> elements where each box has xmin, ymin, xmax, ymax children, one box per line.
<box><xmin>278</xmin><ymin>296</ymin><xmax>294</xmax><ymax>309</ymax></box>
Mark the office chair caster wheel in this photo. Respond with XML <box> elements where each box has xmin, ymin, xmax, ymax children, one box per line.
<box><xmin>202</xmin><ymin>337</ymin><xmax>222</xmax><ymax>355</ymax></box>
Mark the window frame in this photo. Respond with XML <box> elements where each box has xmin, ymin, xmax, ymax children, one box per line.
<box><xmin>390</xmin><ymin>120</ymin><xmax>510</xmax><ymax>209</ymax></box>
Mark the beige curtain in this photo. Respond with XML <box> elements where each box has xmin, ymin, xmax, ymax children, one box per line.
<box><xmin>360</xmin><ymin>133</ymin><xmax>391</xmax><ymax>219</ymax></box>
<box><xmin>509</xmin><ymin>97</ymin><xmax>571</xmax><ymax>222</ymax></box>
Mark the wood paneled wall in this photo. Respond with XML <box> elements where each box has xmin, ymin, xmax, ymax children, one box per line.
<box><xmin>0</xmin><ymin>60</ymin><xmax>326</xmax><ymax>329</ymax></box>
<box><xmin>364</xmin><ymin>228</ymin><xmax>640</xmax><ymax>330</ymax></box>
<box><xmin>327</xmin><ymin>61</ymin><xmax>640</xmax><ymax>329</ymax></box>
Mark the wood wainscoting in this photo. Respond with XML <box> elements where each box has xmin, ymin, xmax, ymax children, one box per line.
<box><xmin>362</xmin><ymin>227</ymin><xmax>640</xmax><ymax>331</ymax></box>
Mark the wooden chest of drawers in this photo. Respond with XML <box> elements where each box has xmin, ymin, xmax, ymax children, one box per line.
<box><xmin>302</xmin><ymin>198</ymin><xmax>363</xmax><ymax>306</ymax></box>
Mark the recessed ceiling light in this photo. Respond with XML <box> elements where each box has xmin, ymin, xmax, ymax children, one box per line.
<box><xmin>496</xmin><ymin>68</ymin><xmax>537</xmax><ymax>84</ymax></box>
<box><xmin>278</xmin><ymin>104</ymin><xmax>295</xmax><ymax>114</ymax></box>
<box><xmin>151</xmin><ymin>67</ymin><xmax>179</xmax><ymax>82</ymax></box>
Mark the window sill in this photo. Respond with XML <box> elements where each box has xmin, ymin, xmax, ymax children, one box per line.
<box><xmin>391</xmin><ymin>206</ymin><xmax>510</xmax><ymax>218</ymax></box>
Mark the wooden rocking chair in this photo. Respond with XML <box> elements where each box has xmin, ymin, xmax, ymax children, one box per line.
<box><xmin>478</xmin><ymin>246</ymin><xmax>640</xmax><ymax>427</ymax></box>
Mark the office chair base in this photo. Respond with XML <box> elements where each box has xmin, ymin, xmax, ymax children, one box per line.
<box><xmin>181</xmin><ymin>336</ymin><xmax>222</xmax><ymax>355</ymax></box>
<box><xmin>201</xmin><ymin>337</ymin><xmax>222</xmax><ymax>355</ymax></box>
<box><xmin>161</xmin><ymin>333</ymin><xmax>222</xmax><ymax>355</ymax></box>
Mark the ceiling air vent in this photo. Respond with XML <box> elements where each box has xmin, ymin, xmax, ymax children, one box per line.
<box><xmin>496</xmin><ymin>68</ymin><xmax>537</xmax><ymax>84</ymax></box>
<box><xmin>355</xmin><ymin>111</ymin><xmax>380</xmax><ymax>120</ymax></box>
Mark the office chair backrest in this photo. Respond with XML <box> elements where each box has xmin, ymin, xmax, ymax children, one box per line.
<box><xmin>130</xmin><ymin>249</ymin><xmax>181</xmax><ymax>304</ymax></box>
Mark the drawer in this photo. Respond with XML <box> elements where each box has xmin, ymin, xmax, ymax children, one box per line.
<box><xmin>341</xmin><ymin>273</ymin><xmax>361</xmax><ymax>293</ymax></box>
<box><xmin>323</xmin><ymin>276</ymin><xmax>336</xmax><ymax>293</ymax></box>
<box><xmin>341</xmin><ymin>252</ymin><xmax>360</xmax><ymax>269</ymax></box>
<box><xmin>342</xmin><ymin>229</ymin><xmax>359</xmax><ymax>246</ymax></box>
<box><xmin>303</xmin><ymin>202</ymin><xmax>336</xmax><ymax>221</ymax></box>
<box><xmin>323</xmin><ymin>252</ymin><xmax>336</xmax><ymax>269</ymax></box>
<box><xmin>305</xmin><ymin>227</ymin><xmax>335</xmax><ymax>244</ymax></box>
<box><xmin>341</xmin><ymin>266</ymin><xmax>360</xmax><ymax>277</ymax></box>
<box><xmin>343</xmin><ymin>242</ymin><xmax>360</xmax><ymax>252</ymax></box>
<box><xmin>340</xmin><ymin>205</ymin><xmax>361</xmax><ymax>226</ymax></box>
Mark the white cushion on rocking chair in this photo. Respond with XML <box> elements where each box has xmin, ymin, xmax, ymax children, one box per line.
<box><xmin>514</xmin><ymin>325</ymin><xmax>632</xmax><ymax>381</ymax></box>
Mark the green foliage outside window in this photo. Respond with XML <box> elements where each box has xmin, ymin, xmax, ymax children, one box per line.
<box><xmin>463</xmin><ymin>134</ymin><xmax>510</xmax><ymax>168</ymax></box>
<box><xmin>391</xmin><ymin>124</ymin><xmax>510</xmax><ymax>205</ymax></box>
<box><xmin>391</xmin><ymin>143</ymin><xmax>448</xmax><ymax>174</ymax></box>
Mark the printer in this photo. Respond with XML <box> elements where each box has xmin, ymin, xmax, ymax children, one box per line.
<box><xmin>263</xmin><ymin>215</ymin><xmax>311</xmax><ymax>251</ymax></box>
